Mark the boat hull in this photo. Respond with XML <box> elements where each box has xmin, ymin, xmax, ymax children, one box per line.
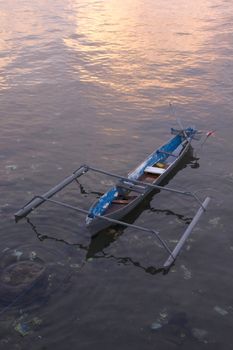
<box><xmin>87</xmin><ymin>141</ymin><xmax>190</xmax><ymax>235</ymax></box>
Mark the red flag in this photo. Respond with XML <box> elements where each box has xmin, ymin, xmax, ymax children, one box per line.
<box><xmin>206</xmin><ymin>130</ymin><xmax>215</xmax><ymax>137</ymax></box>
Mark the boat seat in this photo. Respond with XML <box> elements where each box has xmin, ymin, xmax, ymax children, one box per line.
<box><xmin>112</xmin><ymin>199</ymin><xmax>130</xmax><ymax>204</ymax></box>
<box><xmin>144</xmin><ymin>166</ymin><xmax>165</xmax><ymax>175</ymax></box>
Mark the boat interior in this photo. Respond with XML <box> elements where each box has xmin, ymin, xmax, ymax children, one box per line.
<box><xmin>105</xmin><ymin>161</ymin><xmax>170</xmax><ymax>214</ymax></box>
<box><xmin>104</xmin><ymin>138</ymin><xmax>188</xmax><ymax>215</ymax></box>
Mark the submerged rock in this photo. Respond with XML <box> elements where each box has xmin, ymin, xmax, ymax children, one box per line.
<box><xmin>12</xmin><ymin>250</ymin><xmax>23</xmax><ymax>261</ymax></box>
<box><xmin>0</xmin><ymin>246</ymin><xmax>73</xmax><ymax>312</ymax></box>
<box><xmin>14</xmin><ymin>317</ymin><xmax>42</xmax><ymax>337</ymax></box>
<box><xmin>150</xmin><ymin>308</ymin><xmax>168</xmax><ymax>331</ymax></box>
<box><xmin>14</xmin><ymin>322</ymin><xmax>30</xmax><ymax>337</ymax></box>
<box><xmin>5</xmin><ymin>165</ymin><xmax>18</xmax><ymax>171</ymax></box>
<box><xmin>180</xmin><ymin>265</ymin><xmax>192</xmax><ymax>280</ymax></box>
<box><xmin>214</xmin><ymin>306</ymin><xmax>228</xmax><ymax>316</ymax></box>
<box><xmin>209</xmin><ymin>217</ymin><xmax>220</xmax><ymax>227</ymax></box>
<box><xmin>0</xmin><ymin>260</ymin><xmax>46</xmax><ymax>307</ymax></box>
<box><xmin>1</xmin><ymin>261</ymin><xmax>45</xmax><ymax>287</ymax></box>
<box><xmin>192</xmin><ymin>328</ymin><xmax>208</xmax><ymax>342</ymax></box>
<box><xmin>151</xmin><ymin>322</ymin><xmax>162</xmax><ymax>330</ymax></box>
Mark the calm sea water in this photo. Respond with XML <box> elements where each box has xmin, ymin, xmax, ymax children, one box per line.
<box><xmin>1</xmin><ymin>0</ymin><xmax>233</xmax><ymax>349</ymax></box>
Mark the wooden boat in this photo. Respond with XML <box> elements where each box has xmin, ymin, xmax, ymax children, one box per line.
<box><xmin>86</xmin><ymin>127</ymin><xmax>200</xmax><ymax>233</ymax></box>
<box><xmin>14</xmin><ymin>126</ymin><xmax>210</xmax><ymax>270</ymax></box>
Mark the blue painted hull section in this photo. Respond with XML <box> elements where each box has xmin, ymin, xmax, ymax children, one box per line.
<box><xmin>128</xmin><ymin>134</ymin><xmax>182</xmax><ymax>181</ymax></box>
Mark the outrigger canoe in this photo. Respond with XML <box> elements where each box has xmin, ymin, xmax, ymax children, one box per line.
<box><xmin>14</xmin><ymin>127</ymin><xmax>210</xmax><ymax>270</ymax></box>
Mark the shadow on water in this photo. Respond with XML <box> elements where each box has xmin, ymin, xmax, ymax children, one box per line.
<box><xmin>22</xmin><ymin>147</ymin><xmax>199</xmax><ymax>278</ymax></box>
<box><xmin>26</xmin><ymin>218</ymin><xmax>164</xmax><ymax>276</ymax></box>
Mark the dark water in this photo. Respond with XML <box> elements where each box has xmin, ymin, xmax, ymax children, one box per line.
<box><xmin>1</xmin><ymin>0</ymin><xmax>233</xmax><ymax>348</ymax></box>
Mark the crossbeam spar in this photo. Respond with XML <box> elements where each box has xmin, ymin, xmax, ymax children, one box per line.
<box><xmin>86</xmin><ymin>165</ymin><xmax>204</xmax><ymax>208</ymax></box>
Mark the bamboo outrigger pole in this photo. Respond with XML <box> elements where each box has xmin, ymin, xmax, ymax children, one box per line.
<box><xmin>14</xmin><ymin>165</ymin><xmax>88</xmax><ymax>222</ymax></box>
<box><xmin>163</xmin><ymin>196</ymin><xmax>210</xmax><ymax>269</ymax></box>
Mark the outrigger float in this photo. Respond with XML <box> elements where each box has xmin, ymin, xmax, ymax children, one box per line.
<box><xmin>15</xmin><ymin>127</ymin><xmax>210</xmax><ymax>270</ymax></box>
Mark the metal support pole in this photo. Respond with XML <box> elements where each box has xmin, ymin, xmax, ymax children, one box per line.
<box><xmin>14</xmin><ymin>165</ymin><xmax>88</xmax><ymax>221</ymax></box>
<box><xmin>177</xmin><ymin>119</ymin><xmax>191</xmax><ymax>146</ymax></box>
<box><xmin>163</xmin><ymin>196</ymin><xmax>210</xmax><ymax>269</ymax></box>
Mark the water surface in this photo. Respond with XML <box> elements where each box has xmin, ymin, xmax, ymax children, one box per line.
<box><xmin>1</xmin><ymin>0</ymin><xmax>233</xmax><ymax>349</ymax></box>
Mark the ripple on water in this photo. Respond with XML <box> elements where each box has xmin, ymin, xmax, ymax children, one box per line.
<box><xmin>0</xmin><ymin>245</ymin><xmax>74</xmax><ymax>311</ymax></box>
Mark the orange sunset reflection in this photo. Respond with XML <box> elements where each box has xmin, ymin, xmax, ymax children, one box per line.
<box><xmin>64</xmin><ymin>0</ymin><xmax>215</xmax><ymax>105</ymax></box>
